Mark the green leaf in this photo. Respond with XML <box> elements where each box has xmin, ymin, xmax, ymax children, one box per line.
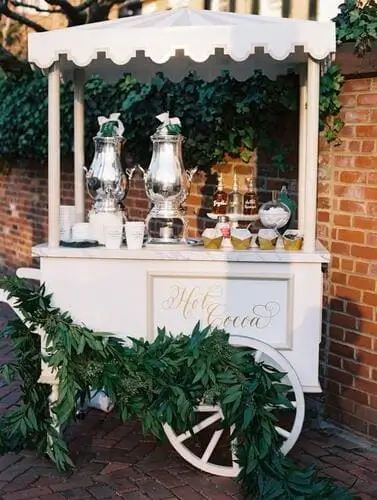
<box><xmin>242</xmin><ymin>405</ymin><xmax>256</xmax><ymax>429</ymax></box>
<box><xmin>77</xmin><ymin>334</ymin><xmax>86</xmax><ymax>355</ymax></box>
<box><xmin>222</xmin><ymin>386</ymin><xmax>243</xmax><ymax>405</ymax></box>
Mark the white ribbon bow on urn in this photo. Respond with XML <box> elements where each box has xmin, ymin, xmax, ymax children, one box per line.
<box><xmin>97</xmin><ymin>112</ymin><xmax>125</xmax><ymax>137</ymax></box>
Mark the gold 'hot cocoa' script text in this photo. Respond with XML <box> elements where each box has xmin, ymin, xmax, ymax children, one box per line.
<box><xmin>161</xmin><ymin>284</ymin><xmax>280</xmax><ymax>330</ymax></box>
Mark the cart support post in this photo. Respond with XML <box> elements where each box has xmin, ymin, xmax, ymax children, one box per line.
<box><xmin>298</xmin><ymin>66</ymin><xmax>307</xmax><ymax>233</ymax></box>
<box><xmin>303</xmin><ymin>56</ymin><xmax>320</xmax><ymax>252</ymax></box>
<box><xmin>48</xmin><ymin>63</ymin><xmax>61</xmax><ymax>248</ymax></box>
<box><xmin>74</xmin><ymin>69</ymin><xmax>85</xmax><ymax>223</ymax></box>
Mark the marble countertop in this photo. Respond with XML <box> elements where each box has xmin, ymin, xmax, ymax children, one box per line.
<box><xmin>32</xmin><ymin>241</ymin><xmax>330</xmax><ymax>263</ymax></box>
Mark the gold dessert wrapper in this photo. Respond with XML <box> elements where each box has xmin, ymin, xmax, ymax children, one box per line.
<box><xmin>258</xmin><ymin>237</ymin><xmax>278</xmax><ymax>250</ymax></box>
<box><xmin>231</xmin><ymin>236</ymin><xmax>252</xmax><ymax>250</ymax></box>
<box><xmin>283</xmin><ymin>237</ymin><xmax>303</xmax><ymax>251</ymax></box>
<box><xmin>202</xmin><ymin>236</ymin><xmax>223</xmax><ymax>249</ymax></box>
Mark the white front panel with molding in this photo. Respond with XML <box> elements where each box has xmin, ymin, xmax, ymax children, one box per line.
<box><xmin>38</xmin><ymin>253</ymin><xmax>325</xmax><ymax>392</ymax></box>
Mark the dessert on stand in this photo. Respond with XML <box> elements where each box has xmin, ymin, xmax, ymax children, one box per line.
<box><xmin>0</xmin><ymin>8</ymin><xmax>336</xmax><ymax>477</ymax></box>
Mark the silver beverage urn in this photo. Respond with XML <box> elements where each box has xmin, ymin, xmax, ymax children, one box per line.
<box><xmin>130</xmin><ymin>112</ymin><xmax>197</xmax><ymax>244</ymax></box>
<box><xmin>84</xmin><ymin>113</ymin><xmax>128</xmax><ymax>213</ymax></box>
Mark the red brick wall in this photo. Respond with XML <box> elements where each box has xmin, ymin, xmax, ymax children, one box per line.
<box><xmin>0</xmin><ymin>162</ymin><xmax>49</xmax><ymax>271</ymax></box>
<box><xmin>0</xmin><ymin>161</ymin><xmax>151</xmax><ymax>271</ymax></box>
<box><xmin>318</xmin><ymin>76</ymin><xmax>377</xmax><ymax>438</ymax></box>
<box><xmin>0</xmin><ymin>73</ymin><xmax>376</xmax><ymax>440</ymax></box>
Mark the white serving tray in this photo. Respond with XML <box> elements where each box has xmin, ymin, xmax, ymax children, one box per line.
<box><xmin>207</xmin><ymin>213</ymin><xmax>260</xmax><ymax>222</ymax></box>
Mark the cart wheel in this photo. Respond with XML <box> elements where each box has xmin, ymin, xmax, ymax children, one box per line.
<box><xmin>163</xmin><ymin>336</ymin><xmax>305</xmax><ymax>477</ymax></box>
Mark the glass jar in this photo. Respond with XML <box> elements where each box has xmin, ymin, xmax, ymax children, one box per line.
<box><xmin>243</xmin><ymin>177</ymin><xmax>258</xmax><ymax>215</ymax></box>
<box><xmin>216</xmin><ymin>215</ymin><xmax>231</xmax><ymax>238</ymax></box>
<box><xmin>227</xmin><ymin>174</ymin><xmax>243</xmax><ymax>215</ymax></box>
<box><xmin>213</xmin><ymin>173</ymin><xmax>228</xmax><ymax>215</ymax></box>
<box><xmin>259</xmin><ymin>191</ymin><xmax>291</xmax><ymax>230</ymax></box>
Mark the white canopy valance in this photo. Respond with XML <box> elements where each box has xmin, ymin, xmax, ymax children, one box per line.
<box><xmin>28</xmin><ymin>8</ymin><xmax>336</xmax><ymax>82</ymax></box>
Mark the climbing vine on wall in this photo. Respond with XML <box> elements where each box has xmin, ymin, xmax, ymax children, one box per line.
<box><xmin>335</xmin><ymin>0</ymin><xmax>377</xmax><ymax>55</ymax></box>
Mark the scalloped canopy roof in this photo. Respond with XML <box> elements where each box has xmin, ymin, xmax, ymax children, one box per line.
<box><xmin>28</xmin><ymin>8</ymin><xmax>336</xmax><ymax>82</ymax></box>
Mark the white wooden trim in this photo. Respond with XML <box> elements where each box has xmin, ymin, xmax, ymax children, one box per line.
<box><xmin>74</xmin><ymin>69</ymin><xmax>85</xmax><ymax>223</ymax></box>
<box><xmin>303</xmin><ymin>57</ymin><xmax>320</xmax><ymax>252</ymax></box>
<box><xmin>48</xmin><ymin>63</ymin><xmax>61</xmax><ymax>248</ymax></box>
<box><xmin>31</xmin><ymin>242</ymin><xmax>331</xmax><ymax>263</ymax></box>
<box><xmin>16</xmin><ymin>267</ymin><xmax>41</xmax><ymax>281</ymax></box>
<box><xmin>298</xmin><ymin>66</ymin><xmax>307</xmax><ymax>233</ymax></box>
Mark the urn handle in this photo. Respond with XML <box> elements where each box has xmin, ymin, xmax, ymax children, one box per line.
<box><xmin>83</xmin><ymin>165</ymin><xmax>96</xmax><ymax>200</ymax></box>
<box><xmin>186</xmin><ymin>166</ymin><xmax>198</xmax><ymax>184</ymax></box>
<box><xmin>126</xmin><ymin>164</ymin><xmax>146</xmax><ymax>181</ymax></box>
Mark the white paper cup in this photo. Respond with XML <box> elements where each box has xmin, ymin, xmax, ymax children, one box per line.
<box><xmin>104</xmin><ymin>225</ymin><xmax>123</xmax><ymax>249</ymax></box>
<box><xmin>60</xmin><ymin>205</ymin><xmax>76</xmax><ymax>223</ymax></box>
<box><xmin>60</xmin><ymin>227</ymin><xmax>71</xmax><ymax>241</ymax></box>
<box><xmin>125</xmin><ymin>221</ymin><xmax>145</xmax><ymax>250</ymax></box>
<box><xmin>60</xmin><ymin>205</ymin><xmax>76</xmax><ymax>240</ymax></box>
<box><xmin>72</xmin><ymin>222</ymin><xmax>90</xmax><ymax>241</ymax></box>
<box><xmin>89</xmin><ymin>211</ymin><xmax>124</xmax><ymax>245</ymax></box>
<box><xmin>60</xmin><ymin>205</ymin><xmax>75</xmax><ymax>215</ymax></box>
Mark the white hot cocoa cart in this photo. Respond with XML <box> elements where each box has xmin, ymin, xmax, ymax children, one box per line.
<box><xmin>1</xmin><ymin>9</ymin><xmax>335</xmax><ymax>477</ymax></box>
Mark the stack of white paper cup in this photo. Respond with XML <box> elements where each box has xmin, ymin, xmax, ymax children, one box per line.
<box><xmin>125</xmin><ymin>221</ymin><xmax>145</xmax><ymax>250</ymax></box>
<box><xmin>60</xmin><ymin>205</ymin><xmax>76</xmax><ymax>241</ymax></box>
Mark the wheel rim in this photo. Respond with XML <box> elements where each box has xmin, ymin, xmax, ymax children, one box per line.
<box><xmin>163</xmin><ymin>336</ymin><xmax>305</xmax><ymax>477</ymax></box>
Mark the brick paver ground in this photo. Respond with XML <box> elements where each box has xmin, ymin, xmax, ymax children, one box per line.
<box><xmin>1</xmin><ymin>308</ymin><xmax>377</xmax><ymax>499</ymax></box>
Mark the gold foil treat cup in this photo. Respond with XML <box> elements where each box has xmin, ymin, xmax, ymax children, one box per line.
<box><xmin>257</xmin><ymin>229</ymin><xmax>278</xmax><ymax>250</ymax></box>
<box><xmin>230</xmin><ymin>229</ymin><xmax>252</xmax><ymax>250</ymax></box>
<box><xmin>258</xmin><ymin>237</ymin><xmax>278</xmax><ymax>250</ymax></box>
<box><xmin>202</xmin><ymin>229</ymin><xmax>223</xmax><ymax>249</ymax></box>
<box><xmin>283</xmin><ymin>230</ymin><xmax>303</xmax><ymax>251</ymax></box>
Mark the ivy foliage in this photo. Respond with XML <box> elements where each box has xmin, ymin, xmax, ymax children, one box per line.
<box><xmin>0</xmin><ymin>277</ymin><xmax>354</xmax><ymax>499</ymax></box>
<box><xmin>0</xmin><ymin>70</ymin><xmax>298</xmax><ymax>171</ymax></box>
<box><xmin>335</xmin><ymin>0</ymin><xmax>377</xmax><ymax>55</ymax></box>
<box><xmin>319</xmin><ymin>64</ymin><xmax>344</xmax><ymax>143</ymax></box>
<box><xmin>320</xmin><ymin>0</ymin><xmax>377</xmax><ymax>142</ymax></box>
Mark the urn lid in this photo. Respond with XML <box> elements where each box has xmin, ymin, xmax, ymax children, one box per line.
<box><xmin>153</xmin><ymin>111</ymin><xmax>182</xmax><ymax>137</ymax></box>
<box><xmin>96</xmin><ymin>112</ymin><xmax>124</xmax><ymax>138</ymax></box>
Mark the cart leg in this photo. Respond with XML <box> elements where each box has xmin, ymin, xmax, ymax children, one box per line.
<box><xmin>48</xmin><ymin>383</ymin><xmax>61</xmax><ymax>435</ymax></box>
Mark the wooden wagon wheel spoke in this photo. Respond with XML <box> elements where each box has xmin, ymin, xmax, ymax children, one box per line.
<box><xmin>176</xmin><ymin>411</ymin><xmax>223</xmax><ymax>443</ymax></box>
<box><xmin>164</xmin><ymin>336</ymin><xmax>305</xmax><ymax>477</ymax></box>
<box><xmin>201</xmin><ymin>428</ymin><xmax>224</xmax><ymax>462</ymax></box>
<box><xmin>275</xmin><ymin>425</ymin><xmax>291</xmax><ymax>439</ymax></box>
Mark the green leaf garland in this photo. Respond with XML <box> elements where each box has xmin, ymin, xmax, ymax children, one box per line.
<box><xmin>0</xmin><ymin>277</ymin><xmax>353</xmax><ymax>499</ymax></box>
